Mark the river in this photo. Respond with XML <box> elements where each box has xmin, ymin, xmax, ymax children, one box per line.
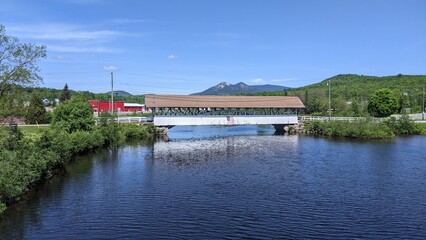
<box><xmin>1</xmin><ymin>125</ymin><xmax>425</xmax><ymax>239</ymax></box>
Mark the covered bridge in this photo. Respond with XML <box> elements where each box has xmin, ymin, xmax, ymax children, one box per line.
<box><xmin>145</xmin><ymin>95</ymin><xmax>305</xmax><ymax>131</ymax></box>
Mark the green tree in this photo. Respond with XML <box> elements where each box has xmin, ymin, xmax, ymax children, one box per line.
<box><xmin>52</xmin><ymin>97</ymin><xmax>94</xmax><ymax>133</ymax></box>
<box><xmin>25</xmin><ymin>95</ymin><xmax>48</xmax><ymax>124</ymax></box>
<box><xmin>0</xmin><ymin>25</ymin><xmax>46</xmax><ymax>123</ymax></box>
<box><xmin>98</xmin><ymin>111</ymin><xmax>124</xmax><ymax>147</ymax></box>
<box><xmin>367</xmin><ymin>88</ymin><xmax>400</xmax><ymax>117</ymax></box>
<box><xmin>59</xmin><ymin>83</ymin><xmax>71</xmax><ymax>103</ymax></box>
<box><xmin>351</xmin><ymin>99</ymin><xmax>360</xmax><ymax>117</ymax></box>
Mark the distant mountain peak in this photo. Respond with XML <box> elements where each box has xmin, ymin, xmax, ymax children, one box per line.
<box><xmin>106</xmin><ymin>90</ymin><xmax>133</xmax><ymax>96</ymax></box>
<box><xmin>236</xmin><ymin>82</ymin><xmax>249</xmax><ymax>88</ymax></box>
<box><xmin>217</xmin><ymin>82</ymin><xmax>231</xmax><ymax>89</ymax></box>
<box><xmin>191</xmin><ymin>82</ymin><xmax>290</xmax><ymax>95</ymax></box>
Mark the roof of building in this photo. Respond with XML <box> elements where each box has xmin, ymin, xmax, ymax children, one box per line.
<box><xmin>145</xmin><ymin>95</ymin><xmax>305</xmax><ymax>108</ymax></box>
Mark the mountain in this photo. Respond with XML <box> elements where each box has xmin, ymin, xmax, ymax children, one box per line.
<box><xmin>191</xmin><ymin>82</ymin><xmax>290</xmax><ymax>95</ymax></box>
<box><xmin>106</xmin><ymin>90</ymin><xmax>133</xmax><ymax>97</ymax></box>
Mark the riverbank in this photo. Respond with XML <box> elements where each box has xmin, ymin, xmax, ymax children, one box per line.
<box><xmin>0</xmin><ymin>123</ymin><xmax>155</xmax><ymax>214</ymax></box>
<box><xmin>304</xmin><ymin>116</ymin><xmax>426</xmax><ymax>139</ymax></box>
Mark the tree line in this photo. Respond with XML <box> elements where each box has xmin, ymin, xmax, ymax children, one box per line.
<box><xmin>256</xmin><ymin>74</ymin><xmax>426</xmax><ymax>117</ymax></box>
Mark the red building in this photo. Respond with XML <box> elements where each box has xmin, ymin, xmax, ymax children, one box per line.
<box><xmin>89</xmin><ymin>100</ymin><xmax>147</xmax><ymax>113</ymax></box>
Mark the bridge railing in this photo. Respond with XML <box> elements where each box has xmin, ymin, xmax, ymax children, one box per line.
<box><xmin>299</xmin><ymin>116</ymin><xmax>384</xmax><ymax>122</ymax></box>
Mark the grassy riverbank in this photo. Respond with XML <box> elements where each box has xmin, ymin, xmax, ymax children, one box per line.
<box><xmin>0</xmin><ymin>123</ymin><xmax>155</xmax><ymax>214</ymax></box>
<box><xmin>305</xmin><ymin>115</ymin><xmax>425</xmax><ymax>139</ymax></box>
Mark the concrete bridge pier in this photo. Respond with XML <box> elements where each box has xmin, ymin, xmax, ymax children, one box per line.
<box><xmin>273</xmin><ymin>124</ymin><xmax>290</xmax><ymax>134</ymax></box>
<box><xmin>156</xmin><ymin>125</ymin><xmax>175</xmax><ymax>135</ymax></box>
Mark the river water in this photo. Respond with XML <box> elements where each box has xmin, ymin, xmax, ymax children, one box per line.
<box><xmin>1</xmin><ymin>126</ymin><xmax>425</xmax><ymax>239</ymax></box>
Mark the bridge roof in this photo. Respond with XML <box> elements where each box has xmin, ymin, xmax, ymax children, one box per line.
<box><xmin>145</xmin><ymin>95</ymin><xmax>305</xmax><ymax>108</ymax></box>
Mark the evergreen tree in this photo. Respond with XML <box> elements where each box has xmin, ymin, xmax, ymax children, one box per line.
<box><xmin>25</xmin><ymin>95</ymin><xmax>47</xmax><ymax>124</ymax></box>
<box><xmin>59</xmin><ymin>83</ymin><xmax>71</xmax><ymax>103</ymax></box>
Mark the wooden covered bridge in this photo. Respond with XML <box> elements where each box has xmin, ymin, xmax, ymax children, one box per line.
<box><xmin>145</xmin><ymin>95</ymin><xmax>305</xmax><ymax>132</ymax></box>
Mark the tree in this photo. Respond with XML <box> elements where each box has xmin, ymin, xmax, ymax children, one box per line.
<box><xmin>0</xmin><ymin>25</ymin><xmax>46</xmax><ymax>123</ymax></box>
<box><xmin>59</xmin><ymin>83</ymin><xmax>71</xmax><ymax>103</ymax></box>
<box><xmin>52</xmin><ymin>97</ymin><xmax>94</xmax><ymax>133</ymax></box>
<box><xmin>367</xmin><ymin>88</ymin><xmax>400</xmax><ymax>117</ymax></box>
<box><xmin>25</xmin><ymin>95</ymin><xmax>48</xmax><ymax>124</ymax></box>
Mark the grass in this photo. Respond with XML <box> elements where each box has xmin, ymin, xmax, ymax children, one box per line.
<box><xmin>18</xmin><ymin>125</ymin><xmax>49</xmax><ymax>134</ymax></box>
<box><xmin>417</xmin><ymin>123</ymin><xmax>426</xmax><ymax>134</ymax></box>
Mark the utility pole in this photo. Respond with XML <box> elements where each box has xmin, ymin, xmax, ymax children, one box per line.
<box><xmin>328</xmin><ymin>80</ymin><xmax>331</xmax><ymax>121</ymax></box>
<box><xmin>111</xmin><ymin>72</ymin><xmax>114</xmax><ymax>114</ymax></box>
<box><xmin>423</xmin><ymin>84</ymin><xmax>425</xmax><ymax>120</ymax></box>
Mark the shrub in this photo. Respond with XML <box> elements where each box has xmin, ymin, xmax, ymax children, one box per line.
<box><xmin>305</xmin><ymin>120</ymin><xmax>394</xmax><ymax>139</ymax></box>
<box><xmin>384</xmin><ymin>115</ymin><xmax>421</xmax><ymax>135</ymax></box>
<box><xmin>97</xmin><ymin>112</ymin><xmax>124</xmax><ymax>147</ymax></box>
<box><xmin>52</xmin><ymin>97</ymin><xmax>94</xmax><ymax>133</ymax></box>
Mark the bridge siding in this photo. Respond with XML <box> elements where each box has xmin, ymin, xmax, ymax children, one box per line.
<box><xmin>153</xmin><ymin>115</ymin><xmax>298</xmax><ymax>126</ymax></box>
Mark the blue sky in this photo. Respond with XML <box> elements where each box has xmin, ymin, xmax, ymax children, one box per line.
<box><xmin>1</xmin><ymin>0</ymin><xmax>425</xmax><ymax>94</ymax></box>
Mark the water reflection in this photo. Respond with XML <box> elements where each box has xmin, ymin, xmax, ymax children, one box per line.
<box><xmin>151</xmin><ymin>135</ymin><xmax>299</xmax><ymax>166</ymax></box>
<box><xmin>1</xmin><ymin>129</ymin><xmax>426</xmax><ymax>239</ymax></box>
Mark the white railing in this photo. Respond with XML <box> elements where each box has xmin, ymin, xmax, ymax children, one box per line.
<box><xmin>299</xmin><ymin>116</ymin><xmax>383</xmax><ymax>122</ymax></box>
<box><xmin>300</xmin><ymin>113</ymin><xmax>426</xmax><ymax>122</ymax></box>
<box><xmin>117</xmin><ymin>117</ymin><xmax>152</xmax><ymax>123</ymax></box>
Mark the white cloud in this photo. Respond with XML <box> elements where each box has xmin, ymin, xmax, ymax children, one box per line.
<box><xmin>9</xmin><ymin>24</ymin><xmax>123</xmax><ymax>41</ymax></box>
<box><xmin>103</xmin><ymin>65</ymin><xmax>118</xmax><ymax>71</ymax></box>
<box><xmin>7</xmin><ymin>23</ymin><xmax>135</xmax><ymax>54</ymax></box>
<box><xmin>251</xmin><ymin>78</ymin><xmax>265</xmax><ymax>84</ymax></box>
<box><xmin>270</xmin><ymin>78</ymin><xmax>299</xmax><ymax>83</ymax></box>
<box><xmin>48</xmin><ymin>45</ymin><xmax>118</xmax><ymax>53</ymax></box>
<box><xmin>250</xmin><ymin>77</ymin><xmax>299</xmax><ymax>84</ymax></box>
<box><xmin>168</xmin><ymin>54</ymin><xmax>177</xmax><ymax>60</ymax></box>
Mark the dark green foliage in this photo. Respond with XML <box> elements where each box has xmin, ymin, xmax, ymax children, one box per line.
<box><xmin>367</xmin><ymin>88</ymin><xmax>400</xmax><ymax>117</ymax></box>
<box><xmin>255</xmin><ymin>74</ymin><xmax>426</xmax><ymax>116</ymax></box>
<box><xmin>305</xmin><ymin>120</ymin><xmax>394</xmax><ymax>139</ymax></box>
<box><xmin>97</xmin><ymin>112</ymin><xmax>124</xmax><ymax>148</ymax></box>
<box><xmin>0</xmin><ymin>87</ymin><xmax>26</xmax><ymax>123</ymax></box>
<box><xmin>52</xmin><ymin>97</ymin><xmax>94</xmax><ymax>133</ymax></box>
<box><xmin>384</xmin><ymin>115</ymin><xmax>421</xmax><ymax>135</ymax></box>
<box><xmin>417</xmin><ymin>123</ymin><xmax>426</xmax><ymax>134</ymax></box>
<box><xmin>25</xmin><ymin>95</ymin><xmax>48</xmax><ymax>124</ymax></box>
<box><xmin>59</xmin><ymin>83</ymin><xmax>71</xmax><ymax>103</ymax></box>
<box><xmin>122</xmin><ymin>123</ymin><xmax>156</xmax><ymax>139</ymax></box>
<box><xmin>0</xmin><ymin>121</ymin><xmax>155</xmax><ymax>214</ymax></box>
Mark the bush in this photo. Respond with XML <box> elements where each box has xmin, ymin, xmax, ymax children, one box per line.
<box><xmin>97</xmin><ymin>112</ymin><xmax>124</xmax><ymax>147</ymax></box>
<box><xmin>122</xmin><ymin>124</ymin><xmax>155</xmax><ymax>139</ymax></box>
<box><xmin>384</xmin><ymin>115</ymin><xmax>421</xmax><ymax>135</ymax></box>
<box><xmin>52</xmin><ymin>97</ymin><xmax>94</xmax><ymax>133</ymax></box>
<box><xmin>305</xmin><ymin>120</ymin><xmax>394</xmax><ymax>139</ymax></box>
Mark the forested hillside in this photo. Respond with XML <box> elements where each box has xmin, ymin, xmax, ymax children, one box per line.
<box><xmin>11</xmin><ymin>85</ymin><xmax>145</xmax><ymax>105</ymax></box>
<box><xmin>255</xmin><ymin>74</ymin><xmax>426</xmax><ymax>116</ymax></box>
